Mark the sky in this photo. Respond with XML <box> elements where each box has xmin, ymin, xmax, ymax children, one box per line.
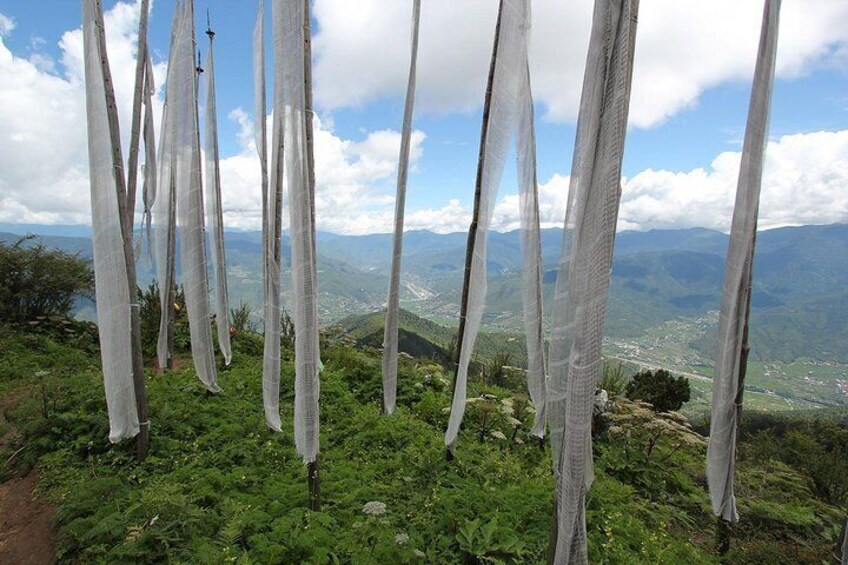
<box><xmin>0</xmin><ymin>0</ymin><xmax>847</xmax><ymax>235</ymax></box>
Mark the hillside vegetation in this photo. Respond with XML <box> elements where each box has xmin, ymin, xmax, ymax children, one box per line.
<box><xmin>333</xmin><ymin>308</ymin><xmax>528</xmax><ymax>367</ymax></box>
<box><xmin>1</xmin><ymin>319</ymin><xmax>846</xmax><ymax>564</ymax></box>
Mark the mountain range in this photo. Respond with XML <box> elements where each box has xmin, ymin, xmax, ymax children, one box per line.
<box><xmin>2</xmin><ymin>222</ymin><xmax>847</xmax><ymax>367</ymax></box>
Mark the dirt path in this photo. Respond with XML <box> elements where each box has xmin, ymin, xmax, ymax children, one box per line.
<box><xmin>0</xmin><ymin>388</ymin><xmax>56</xmax><ymax>564</ymax></box>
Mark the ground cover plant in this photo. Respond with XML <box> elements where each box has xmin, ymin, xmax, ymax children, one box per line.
<box><xmin>1</xmin><ymin>320</ymin><xmax>845</xmax><ymax>564</ymax></box>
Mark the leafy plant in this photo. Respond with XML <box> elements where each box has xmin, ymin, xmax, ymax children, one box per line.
<box><xmin>137</xmin><ymin>282</ymin><xmax>190</xmax><ymax>360</ymax></box>
<box><xmin>625</xmin><ymin>369</ymin><xmax>691</xmax><ymax>412</ymax></box>
<box><xmin>229</xmin><ymin>301</ymin><xmax>257</xmax><ymax>335</ymax></box>
<box><xmin>0</xmin><ymin>236</ymin><xmax>94</xmax><ymax>323</ymax></box>
<box><xmin>598</xmin><ymin>360</ymin><xmax>628</xmax><ymax>400</ymax></box>
<box><xmin>456</xmin><ymin>517</ymin><xmax>526</xmax><ymax>564</ymax></box>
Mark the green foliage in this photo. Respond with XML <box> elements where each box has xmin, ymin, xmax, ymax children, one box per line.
<box><xmin>598</xmin><ymin>360</ymin><xmax>629</xmax><ymax>400</ymax></box>
<box><xmin>0</xmin><ymin>236</ymin><xmax>94</xmax><ymax>324</ymax></box>
<box><xmin>137</xmin><ymin>282</ymin><xmax>190</xmax><ymax>360</ymax></box>
<box><xmin>1</xmin><ymin>322</ymin><xmax>845</xmax><ymax>564</ymax></box>
<box><xmin>456</xmin><ymin>517</ymin><xmax>527</xmax><ymax>564</ymax></box>
<box><xmin>482</xmin><ymin>352</ymin><xmax>525</xmax><ymax>391</ymax></box>
<box><xmin>229</xmin><ymin>301</ymin><xmax>256</xmax><ymax>335</ymax></box>
<box><xmin>625</xmin><ymin>369</ymin><xmax>691</xmax><ymax>413</ymax></box>
<box><xmin>739</xmin><ymin>414</ymin><xmax>848</xmax><ymax>506</ymax></box>
<box><xmin>334</xmin><ymin>309</ymin><xmax>527</xmax><ymax>368</ymax></box>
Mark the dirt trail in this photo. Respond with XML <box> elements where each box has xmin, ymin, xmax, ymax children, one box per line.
<box><xmin>0</xmin><ymin>387</ymin><xmax>56</xmax><ymax>564</ymax></box>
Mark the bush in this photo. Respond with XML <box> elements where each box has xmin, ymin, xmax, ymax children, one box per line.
<box><xmin>230</xmin><ymin>301</ymin><xmax>257</xmax><ymax>334</ymax></box>
<box><xmin>625</xmin><ymin>369</ymin><xmax>691</xmax><ymax>413</ymax></box>
<box><xmin>137</xmin><ymin>282</ymin><xmax>189</xmax><ymax>360</ymax></box>
<box><xmin>598</xmin><ymin>360</ymin><xmax>628</xmax><ymax>399</ymax></box>
<box><xmin>0</xmin><ymin>236</ymin><xmax>94</xmax><ymax>324</ymax></box>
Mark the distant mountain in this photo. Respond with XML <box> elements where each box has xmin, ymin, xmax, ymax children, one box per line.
<box><xmin>334</xmin><ymin>308</ymin><xmax>527</xmax><ymax>366</ymax></box>
<box><xmin>3</xmin><ymin>223</ymin><xmax>846</xmax><ymax>364</ymax></box>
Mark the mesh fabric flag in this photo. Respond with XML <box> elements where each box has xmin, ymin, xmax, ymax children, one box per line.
<box><xmin>707</xmin><ymin>0</ymin><xmax>781</xmax><ymax>525</ymax></box>
<box><xmin>82</xmin><ymin>0</ymin><xmax>139</xmax><ymax>442</ymax></box>
<box><xmin>203</xmin><ymin>31</ymin><xmax>233</xmax><ymax>366</ymax></box>
<box><xmin>445</xmin><ymin>0</ymin><xmax>528</xmax><ymax>454</ymax></box>
<box><xmin>548</xmin><ymin>0</ymin><xmax>639</xmax><ymax>561</ymax></box>
<box><xmin>381</xmin><ymin>0</ymin><xmax>421</xmax><ymax>415</ymax></box>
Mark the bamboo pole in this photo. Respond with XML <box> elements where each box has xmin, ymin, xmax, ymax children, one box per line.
<box><xmin>93</xmin><ymin>0</ymin><xmax>148</xmax><ymax>459</ymax></box>
<box><xmin>303</xmin><ymin>0</ymin><xmax>321</xmax><ymax>512</ymax></box>
<box><xmin>125</xmin><ymin>0</ymin><xmax>150</xmax><ymax>230</ymax></box>
<box><xmin>447</xmin><ymin>0</ymin><xmax>504</xmax><ymax>461</ymax></box>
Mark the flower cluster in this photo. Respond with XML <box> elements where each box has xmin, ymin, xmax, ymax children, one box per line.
<box><xmin>362</xmin><ymin>501</ymin><xmax>386</xmax><ymax>516</ymax></box>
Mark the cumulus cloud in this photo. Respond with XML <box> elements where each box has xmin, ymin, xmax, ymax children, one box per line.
<box><xmin>374</xmin><ymin>130</ymin><xmax>848</xmax><ymax>235</ymax></box>
<box><xmin>0</xmin><ymin>1</ymin><xmax>424</xmax><ymax>234</ymax></box>
<box><xmin>618</xmin><ymin>130</ymin><xmax>848</xmax><ymax>232</ymax></box>
<box><xmin>1</xmin><ymin>2</ymin><xmax>845</xmax><ymax>238</ymax></box>
<box><xmin>216</xmin><ymin>110</ymin><xmax>426</xmax><ymax>235</ymax></box>
<box><xmin>0</xmin><ymin>1</ymin><xmax>166</xmax><ymax>225</ymax></box>
<box><xmin>313</xmin><ymin>0</ymin><xmax>848</xmax><ymax>127</ymax></box>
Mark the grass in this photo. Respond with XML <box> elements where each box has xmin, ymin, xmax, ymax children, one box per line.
<box><xmin>1</xmin><ymin>322</ymin><xmax>845</xmax><ymax>564</ymax></box>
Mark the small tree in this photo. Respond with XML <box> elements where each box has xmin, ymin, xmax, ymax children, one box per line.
<box><xmin>230</xmin><ymin>301</ymin><xmax>257</xmax><ymax>334</ymax></box>
<box><xmin>483</xmin><ymin>351</ymin><xmax>512</xmax><ymax>387</ymax></box>
<box><xmin>0</xmin><ymin>236</ymin><xmax>94</xmax><ymax>323</ymax></box>
<box><xmin>625</xmin><ymin>369</ymin><xmax>691</xmax><ymax>413</ymax></box>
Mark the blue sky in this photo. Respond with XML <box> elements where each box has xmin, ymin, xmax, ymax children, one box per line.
<box><xmin>0</xmin><ymin>0</ymin><xmax>847</xmax><ymax>233</ymax></box>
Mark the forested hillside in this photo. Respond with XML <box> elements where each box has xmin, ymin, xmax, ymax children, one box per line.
<box><xmin>2</xmin><ymin>224</ymin><xmax>846</xmax><ymax>365</ymax></box>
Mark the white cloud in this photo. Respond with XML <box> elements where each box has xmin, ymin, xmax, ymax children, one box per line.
<box><xmin>0</xmin><ymin>1</ymin><xmax>166</xmax><ymax>225</ymax></box>
<box><xmin>346</xmin><ymin>130</ymin><xmax>848</xmax><ymax>235</ymax></box>
<box><xmin>618</xmin><ymin>130</ymin><xmax>848</xmax><ymax>232</ymax></box>
<box><xmin>1</xmin><ymin>2</ymin><xmax>845</xmax><ymax>238</ymax></box>
<box><xmin>0</xmin><ymin>1</ymin><xmax>427</xmax><ymax>236</ymax></box>
<box><xmin>313</xmin><ymin>0</ymin><xmax>848</xmax><ymax>127</ymax></box>
<box><xmin>0</xmin><ymin>12</ymin><xmax>14</xmax><ymax>37</ymax></box>
<box><xmin>217</xmin><ymin>110</ymin><xmax>426</xmax><ymax>235</ymax></box>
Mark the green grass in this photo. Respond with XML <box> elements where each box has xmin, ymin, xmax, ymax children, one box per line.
<box><xmin>1</xmin><ymin>323</ymin><xmax>845</xmax><ymax>564</ymax></box>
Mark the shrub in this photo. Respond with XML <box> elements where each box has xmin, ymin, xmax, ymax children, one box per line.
<box><xmin>137</xmin><ymin>282</ymin><xmax>189</xmax><ymax>360</ymax></box>
<box><xmin>625</xmin><ymin>369</ymin><xmax>691</xmax><ymax>413</ymax></box>
<box><xmin>598</xmin><ymin>360</ymin><xmax>628</xmax><ymax>399</ymax></box>
<box><xmin>0</xmin><ymin>236</ymin><xmax>94</xmax><ymax>323</ymax></box>
<box><xmin>230</xmin><ymin>301</ymin><xmax>257</xmax><ymax>334</ymax></box>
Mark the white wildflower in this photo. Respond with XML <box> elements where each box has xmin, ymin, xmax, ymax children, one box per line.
<box><xmin>394</xmin><ymin>533</ymin><xmax>410</xmax><ymax>545</ymax></box>
<box><xmin>362</xmin><ymin>501</ymin><xmax>386</xmax><ymax>516</ymax></box>
<box><xmin>594</xmin><ymin>390</ymin><xmax>610</xmax><ymax>412</ymax></box>
<box><xmin>508</xmin><ymin>417</ymin><xmax>523</xmax><ymax>428</ymax></box>
<box><xmin>490</xmin><ymin>430</ymin><xmax>507</xmax><ymax>440</ymax></box>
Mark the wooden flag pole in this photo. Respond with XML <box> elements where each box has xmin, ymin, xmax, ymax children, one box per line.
<box><xmin>303</xmin><ymin>0</ymin><xmax>321</xmax><ymax>512</ymax></box>
<box><xmin>125</xmin><ymin>0</ymin><xmax>150</xmax><ymax>230</ymax></box>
